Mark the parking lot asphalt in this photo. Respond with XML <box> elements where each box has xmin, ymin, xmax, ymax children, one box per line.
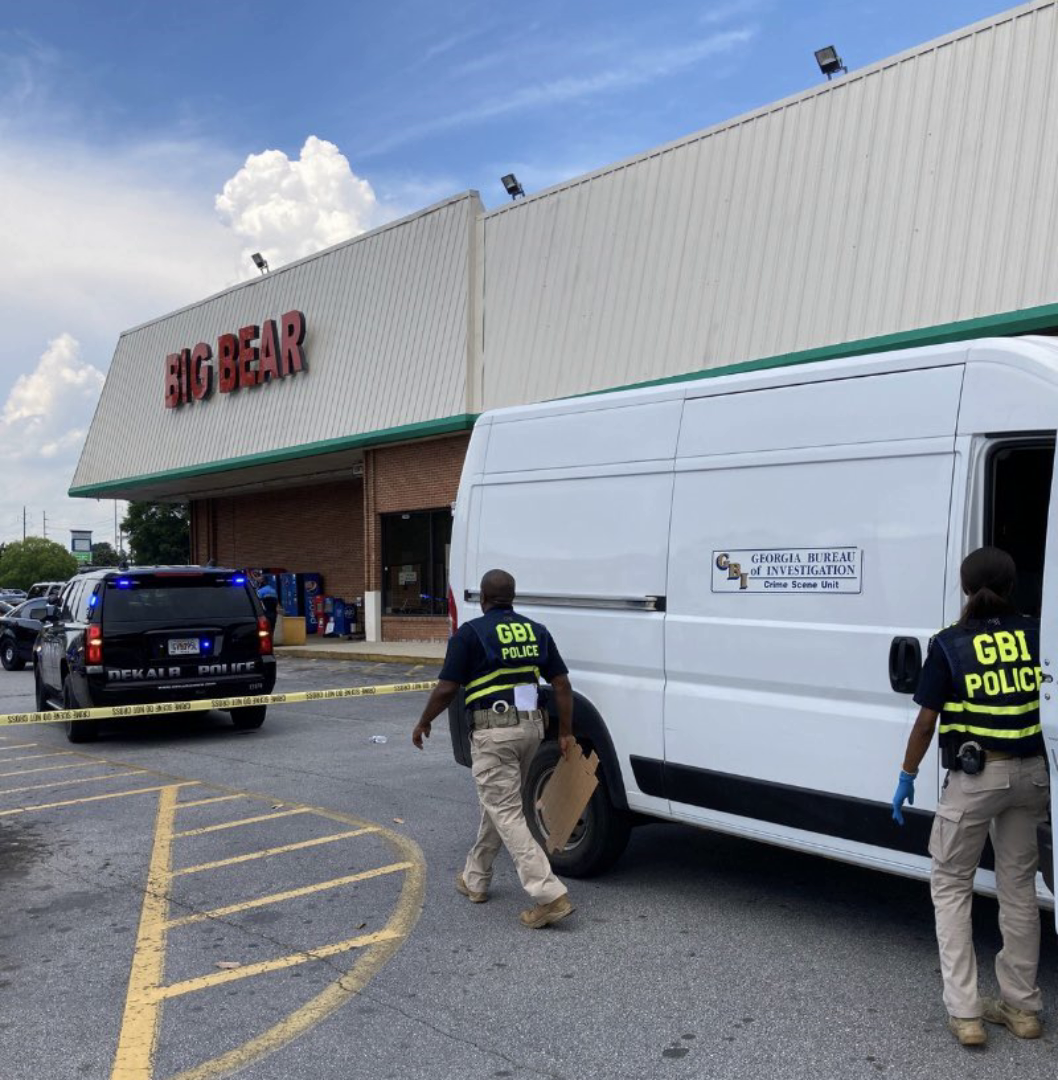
<box><xmin>0</xmin><ymin>656</ymin><xmax>1055</xmax><ymax>1080</ymax></box>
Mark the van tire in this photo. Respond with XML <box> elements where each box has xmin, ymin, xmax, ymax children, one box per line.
<box><xmin>64</xmin><ymin>677</ymin><xmax>98</xmax><ymax>743</ymax></box>
<box><xmin>232</xmin><ymin>706</ymin><xmax>266</xmax><ymax>731</ymax></box>
<box><xmin>525</xmin><ymin>740</ymin><xmax>631</xmax><ymax>877</ymax></box>
<box><xmin>1</xmin><ymin>637</ymin><xmax>24</xmax><ymax>671</ymax></box>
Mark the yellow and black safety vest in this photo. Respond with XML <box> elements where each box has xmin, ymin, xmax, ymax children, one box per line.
<box><xmin>934</xmin><ymin>615</ymin><xmax>1044</xmax><ymax>756</ymax></box>
<box><xmin>463</xmin><ymin>610</ymin><xmax>550</xmax><ymax>710</ymax></box>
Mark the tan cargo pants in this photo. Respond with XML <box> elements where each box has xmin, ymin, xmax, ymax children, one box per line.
<box><xmin>929</xmin><ymin>753</ymin><xmax>1050</xmax><ymax>1018</ymax></box>
<box><xmin>463</xmin><ymin>714</ymin><xmax>567</xmax><ymax>905</ymax></box>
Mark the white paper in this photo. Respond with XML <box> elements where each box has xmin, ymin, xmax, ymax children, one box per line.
<box><xmin>513</xmin><ymin>684</ymin><xmax>539</xmax><ymax>711</ymax></box>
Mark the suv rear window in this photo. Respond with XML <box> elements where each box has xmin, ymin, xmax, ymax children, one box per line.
<box><xmin>101</xmin><ymin>576</ymin><xmax>256</xmax><ymax>624</ymax></box>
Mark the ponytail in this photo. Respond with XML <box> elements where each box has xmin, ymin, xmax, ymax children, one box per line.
<box><xmin>958</xmin><ymin>546</ymin><xmax>1017</xmax><ymax>627</ymax></box>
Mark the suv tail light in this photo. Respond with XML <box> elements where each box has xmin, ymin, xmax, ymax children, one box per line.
<box><xmin>257</xmin><ymin>615</ymin><xmax>273</xmax><ymax>655</ymax></box>
<box><xmin>447</xmin><ymin>586</ymin><xmax>458</xmax><ymax>636</ymax></box>
<box><xmin>86</xmin><ymin>624</ymin><xmax>103</xmax><ymax>665</ymax></box>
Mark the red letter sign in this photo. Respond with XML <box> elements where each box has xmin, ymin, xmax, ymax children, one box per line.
<box><xmin>217</xmin><ymin>334</ymin><xmax>238</xmax><ymax>393</ymax></box>
<box><xmin>190</xmin><ymin>342</ymin><xmax>213</xmax><ymax>401</ymax></box>
<box><xmin>280</xmin><ymin>310</ymin><xmax>307</xmax><ymax>376</ymax></box>
<box><xmin>164</xmin><ymin>354</ymin><xmax>181</xmax><ymax>408</ymax></box>
<box><xmin>258</xmin><ymin>319</ymin><xmax>281</xmax><ymax>382</ymax></box>
<box><xmin>237</xmin><ymin>325</ymin><xmax>260</xmax><ymax>389</ymax></box>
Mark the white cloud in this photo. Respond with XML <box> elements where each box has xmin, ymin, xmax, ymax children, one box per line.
<box><xmin>215</xmin><ymin>136</ymin><xmax>383</xmax><ymax>272</ymax></box>
<box><xmin>700</xmin><ymin>0</ymin><xmax>769</xmax><ymax>25</ymax></box>
<box><xmin>364</xmin><ymin>29</ymin><xmax>757</xmax><ymax>156</ymax></box>
<box><xmin>3</xmin><ymin>333</ymin><xmax>103</xmax><ymax>425</ymax></box>
<box><xmin>0</xmin><ymin>334</ymin><xmax>116</xmax><ymax>542</ymax></box>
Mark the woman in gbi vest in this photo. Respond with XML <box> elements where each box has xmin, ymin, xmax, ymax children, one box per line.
<box><xmin>892</xmin><ymin>547</ymin><xmax>1050</xmax><ymax>1047</ymax></box>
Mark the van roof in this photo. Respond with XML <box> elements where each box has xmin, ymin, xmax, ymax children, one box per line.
<box><xmin>479</xmin><ymin>335</ymin><xmax>1058</xmax><ymax>425</ymax></box>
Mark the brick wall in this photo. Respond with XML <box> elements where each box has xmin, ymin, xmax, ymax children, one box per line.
<box><xmin>364</xmin><ymin>434</ymin><xmax>469</xmax><ymax>592</ymax></box>
<box><xmin>365</xmin><ymin>434</ymin><xmax>468</xmax><ymax>641</ymax></box>
<box><xmin>191</xmin><ymin>477</ymin><xmax>365</xmax><ymax>609</ymax></box>
<box><xmin>188</xmin><ymin>434</ymin><xmax>468</xmax><ymax>643</ymax></box>
<box><xmin>381</xmin><ymin>616</ymin><xmax>449</xmax><ymax>642</ymax></box>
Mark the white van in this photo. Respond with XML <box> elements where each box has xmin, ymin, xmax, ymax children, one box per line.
<box><xmin>446</xmin><ymin>336</ymin><xmax>1057</xmax><ymax>926</ymax></box>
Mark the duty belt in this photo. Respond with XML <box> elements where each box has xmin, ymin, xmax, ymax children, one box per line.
<box><xmin>470</xmin><ymin>705</ymin><xmax>546</xmax><ymax>730</ymax></box>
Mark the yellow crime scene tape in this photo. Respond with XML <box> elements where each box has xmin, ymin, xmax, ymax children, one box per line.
<box><xmin>0</xmin><ymin>681</ymin><xmax>436</xmax><ymax>728</ymax></box>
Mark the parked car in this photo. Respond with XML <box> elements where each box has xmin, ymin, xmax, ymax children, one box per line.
<box><xmin>0</xmin><ymin>598</ymin><xmax>48</xmax><ymax>670</ymax></box>
<box><xmin>26</xmin><ymin>581</ymin><xmax>67</xmax><ymax>601</ymax></box>
<box><xmin>0</xmin><ymin>601</ymin><xmax>16</xmax><ymax>615</ymax></box>
<box><xmin>34</xmin><ymin>566</ymin><xmax>277</xmax><ymax>742</ymax></box>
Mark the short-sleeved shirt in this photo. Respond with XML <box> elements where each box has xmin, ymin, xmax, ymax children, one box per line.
<box><xmin>439</xmin><ymin>606</ymin><xmax>569</xmax><ymax>689</ymax></box>
<box><xmin>914</xmin><ymin>637</ymin><xmax>955</xmax><ymax>712</ymax></box>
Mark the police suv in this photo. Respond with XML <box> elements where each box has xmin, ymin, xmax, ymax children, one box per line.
<box><xmin>34</xmin><ymin>566</ymin><xmax>277</xmax><ymax>742</ymax></box>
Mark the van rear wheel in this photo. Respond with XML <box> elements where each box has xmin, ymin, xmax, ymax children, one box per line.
<box><xmin>232</xmin><ymin>706</ymin><xmax>266</xmax><ymax>731</ymax></box>
<box><xmin>525</xmin><ymin>740</ymin><xmax>630</xmax><ymax>877</ymax></box>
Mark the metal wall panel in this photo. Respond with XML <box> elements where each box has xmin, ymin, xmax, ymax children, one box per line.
<box><xmin>72</xmin><ymin>194</ymin><xmax>480</xmax><ymax>490</ymax></box>
<box><xmin>480</xmin><ymin>1</ymin><xmax>1058</xmax><ymax>408</ymax></box>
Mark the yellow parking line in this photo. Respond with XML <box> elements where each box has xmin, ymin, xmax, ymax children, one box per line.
<box><xmin>172</xmin><ymin>828</ymin><xmax>378</xmax><ymax>876</ymax></box>
<box><xmin>155</xmin><ymin>929</ymin><xmax>402</xmax><ymax>1000</ymax></box>
<box><xmin>0</xmin><ymin>769</ymin><xmax>146</xmax><ymax>796</ymax></box>
<box><xmin>0</xmin><ymin>760</ymin><xmax>100</xmax><ymax>779</ymax></box>
<box><xmin>166</xmin><ymin>861</ymin><xmax>414</xmax><ymax>928</ymax></box>
<box><xmin>176</xmin><ymin>793</ymin><xmax>246</xmax><ymax>810</ymax></box>
<box><xmin>0</xmin><ymin>782</ymin><xmax>199</xmax><ymax>817</ymax></box>
<box><xmin>172</xmin><ymin>807</ymin><xmax>311</xmax><ymax>838</ymax></box>
<box><xmin>110</xmin><ymin>785</ymin><xmax>180</xmax><ymax>1079</ymax></box>
<box><xmin>0</xmin><ymin>750</ymin><xmax>77</xmax><ymax>764</ymax></box>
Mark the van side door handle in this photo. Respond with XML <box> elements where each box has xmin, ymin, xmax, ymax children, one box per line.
<box><xmin>889</xmin><ymin>636</ymin><xmax>922</xmax><ymax>694</ymax></box>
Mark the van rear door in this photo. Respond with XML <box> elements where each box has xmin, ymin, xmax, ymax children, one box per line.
<box><xmin>1037</xmin><ymin>468</ymin><xmax>1058</xmax><ymax>926</ymax></box>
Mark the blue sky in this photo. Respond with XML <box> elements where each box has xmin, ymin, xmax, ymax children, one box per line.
<box><xmin>0</xmin><ymin>0</ymin><xmax>1016</xmax><ymax>544</ymax></box>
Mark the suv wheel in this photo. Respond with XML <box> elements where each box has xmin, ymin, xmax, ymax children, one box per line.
<box><xmin>1</xmin><ymin>637</ymin><xmax>24</xmax><ymax>671</ymax></box>
<box><xmin>524</xmin><ymin>740</ymin><xmax>631</xmax><ymax>878</ymax></box>
<box><xmin>232</xmin><ymin>705</ymin><xmax>266</xmax><ymax>731</ymax></box>
<box><xmin>64</xmin><ymin>676</ymin><xmax>99</xmax><ymax>743</ymax></box>
<box><xmin>34</xmin><ymin>666</ymin><xmax>50</xmax><ymax>712</ymax></box>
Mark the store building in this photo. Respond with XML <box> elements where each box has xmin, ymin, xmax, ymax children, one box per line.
<box><xmin>73</xmin><ymin>1</ymin><xmax>1058</xmax><ymax>641</ymax></box>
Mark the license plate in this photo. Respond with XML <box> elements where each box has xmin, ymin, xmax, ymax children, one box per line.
<box><xmin>168</xmin><ymin>638</ymin><xmax>200</xmax><ymax>656</ymax></box>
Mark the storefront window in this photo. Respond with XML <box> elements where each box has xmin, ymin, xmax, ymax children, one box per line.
<box><xmin>382</xmin><ymin>510</ymin><xmax>452</xmax><ymax>616</ymax></box>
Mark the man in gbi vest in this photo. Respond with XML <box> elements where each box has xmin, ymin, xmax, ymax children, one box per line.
<box><xmin>412</xmin><ymin>569</ymin><xmax>575</xmax><ymax>928</ymax></box>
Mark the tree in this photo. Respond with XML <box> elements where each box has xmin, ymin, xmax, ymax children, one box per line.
<box><xmin>121</xmin><ymin>502</ymin><xmax>190</xmax><ymax>565</ymax></box>
<box><xmin>91</xmin><ymin>541</ymin><xmax>121</xmax><ymax>567</ymax></box>
<box><xmin>0</xmin><ymin>537</ymin><xmax>79</xmax><ymax>592</ymax></box>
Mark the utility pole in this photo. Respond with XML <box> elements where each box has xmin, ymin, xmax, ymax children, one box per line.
<box><xmin>43</xmin><ymin>511</ymin><xmax>47</xmax><ymax>540</ymax></box>
<box><xmin>22</xmin><ymin>506</ymin><xmax>26</xmax><ymax>541</ymax></box>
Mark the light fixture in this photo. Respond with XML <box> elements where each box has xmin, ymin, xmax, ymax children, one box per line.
<box><xmin>814</xmin><ymin>45</ymin><xmax>847</xmax><ymax>80</ymax></box>
<box><xmin>500</xmin><ymin>173</ymin><xmax>525</xmax><ymax>200</ymax></box>
<box><xmin>251</xmin><ymin>252</ymin><xmax>270</xmax><ymax>274</ymax></box>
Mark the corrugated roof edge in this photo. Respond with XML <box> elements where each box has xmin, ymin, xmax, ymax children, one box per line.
<box><xmin>68</xmin><ymin>414</ymin><xmax>478</xmax><ymax>498</ymax></box>
<box><xmin>116</xmin><ymin>192</ymin><xmax>483</xmax><ymax>339</ymax></box>
<box><xmin>70</xmin><ymin>298</ymin><xmax>1058</xmax><ymax>498</ymax></box>
<box><xmin>483</xmin><ymin>0</ymin><xmax>1053</xmax><ymax>219</ymax></box>
<box><xmin>566</xmin><ymin>299</ymin><xmax>1058</xmax><ymax>400</ymax></box>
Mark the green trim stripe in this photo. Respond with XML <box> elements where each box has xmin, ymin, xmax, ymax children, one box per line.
<box><xmin>68</xmin><ymin>414</ymin><xmax>478</xmax><ymax>498</ymax></box>
<box><xmin>574</xmin><ymin>299</ymin><xmax>1058</xmax><ymax>399</ymax></box>
<box><xmin>70</xmin><ymin>298</ymin><xmax>1058</xmax><ymax>498</ymax></box>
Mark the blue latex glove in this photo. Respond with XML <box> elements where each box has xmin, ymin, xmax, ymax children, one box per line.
<box><xmin>891</xmin><ymin>770</ymin><xmax>916</xmax><ymax>825</ymax></box>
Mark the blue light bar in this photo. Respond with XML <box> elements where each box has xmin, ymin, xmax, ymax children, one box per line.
<box><xmin>89</xmin><ymin>593</ymin><xmax>98</xmax><ymax>607</ymax></box>
<box><xmin>232</xmin><ymin>575</ymin><xmax>246</xmax><ymax>585</ymax></box>
<box><xmin>116</xmin><ymin>579</ymin><xmax>132</xmax><ymax>588</ymax></box>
